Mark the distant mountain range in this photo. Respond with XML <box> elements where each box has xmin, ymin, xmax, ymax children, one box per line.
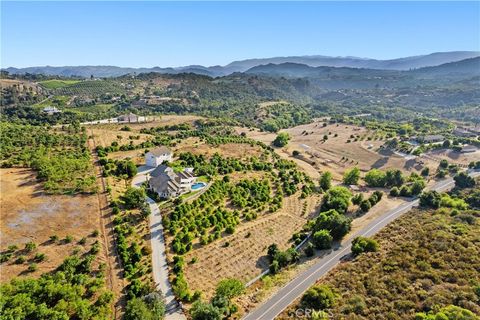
<box><xmin>3</xmin><ymin>51</ymin><xmax>479</xmax><ymax>78</ymax></box>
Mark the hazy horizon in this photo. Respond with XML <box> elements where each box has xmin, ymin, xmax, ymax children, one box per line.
<box><xmin>2</xmin><ymin>1</ymin><xmax>479</xmax><ymax>68</ymax></box>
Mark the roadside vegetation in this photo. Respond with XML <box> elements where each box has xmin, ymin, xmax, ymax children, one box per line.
<box><xmin>281</xmin><ymin>181</ymin><xmax>480</xmax><ymax>319</ymax></box>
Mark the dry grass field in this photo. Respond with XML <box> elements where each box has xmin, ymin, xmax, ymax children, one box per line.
<box><xmin>179</xmin><ymin>194</ymin><xmax>321</xmax><ymax>299</ymax></box>
<box><xmin>0</xmin><ymin>168</ymin><xmax>104</xmax><ymax>282</ymax></box>
<box><xmin>238</xmin><ymin>120</ymin><xmax>438</xmax><ymax>182</ymax></box>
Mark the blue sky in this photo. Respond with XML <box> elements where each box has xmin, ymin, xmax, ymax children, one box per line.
<box><xmin>1</xmin><ymin>1</ymin><xmax>479</xmax><ymax>68</ymax></box>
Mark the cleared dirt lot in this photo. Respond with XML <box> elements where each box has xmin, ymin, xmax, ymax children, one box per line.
<box><xmin>0</xmin><ymin>168</ymin><xmax>103</xmax><ymax>282</ymax></box>
<box><xmin>238</xmin><ymin>121</ymin><xmax>433</xmax><ymax>181</ymax></box>
<box><xmin>180</xmin><ymin>194</ymin><xmax>321</xmax><ymax>299</ymax></box>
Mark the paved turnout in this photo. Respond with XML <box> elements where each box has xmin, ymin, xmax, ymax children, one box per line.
<box><xmin>243</xmin><ymin>171</ymin><xmax>479</xmax><ymax>320</ymax></box>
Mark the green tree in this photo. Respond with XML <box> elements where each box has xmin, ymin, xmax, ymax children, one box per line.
<box><xmin>454</xmin><ymin>172</ymin><xmax>475</xmax><ymax>189</ymax></box>
<box><xmin>320</xmin><ymin>186</ymin><xmax>352</xmax><ymax>213</ymax></box>
<box><xmin>364</xmin><ymin>169</ymin><xmax>386</xmax><ymax>187</ymax></box>
<box><xmin>123</xmin><ymin>187</ymin><xmax>146</xmax><ymax>209</ymax></box>
<box><xmin>312</xmin><ymin>230</ymin><xmax>333</xmax><ymax>250</ymax></box>
<box><xmin>215</xmin><ymin>278</ymin><xmax>244</xmax><ymax>299</ymax></box>
<box><xmin>190</xmin><ymin>300</ymin><xmax>222</xmax><ymax>320</ymax></box>
<box><xmin>273</xmin><ymin>132</ymin><xmax>290</xmax><ymax>147</ymax></box>
<box><xmin>301</xmin><ymin>285</ymin><xmax>336</xmax><ymax>310</ymax></box>
<box><xmin>343</xmin><ymin>167</ymin><xmax>360</xmax><ymax>185</ymax></box>
<box><xmin>319</xmin><ymin>171</ymin><xmax>332</xmax><ymax>191</ymax></box>
<box><xmin>351</xmin><ymin>236</ymin><xmax>379</xmax><ymax>256</ymax></box>
<box><xmin>314</xmin><ymin>209</ymin><xmax>352</xmax><ymax>240</ymax></box>
<box><xmin>419</xmin><ymin>191</ymin><xmax>442</xmax><ymax>209</ymax></box>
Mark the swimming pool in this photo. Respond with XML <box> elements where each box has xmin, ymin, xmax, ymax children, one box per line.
<box><xmin>191</xmin><ymin>182</ymin><xmax>207</xmax><ymax>190</ymax></box>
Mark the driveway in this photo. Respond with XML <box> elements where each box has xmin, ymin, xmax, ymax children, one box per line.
<box><xmin>132</xmin><ymin>167</ymin><xmax>186</xmax><ymax>320</ymax></box>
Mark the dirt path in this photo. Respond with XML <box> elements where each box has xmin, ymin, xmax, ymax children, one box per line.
<box><xmin>88</xmin><ymin>131</ymin><xmax>126</xmax><ymax>319</ymax></box>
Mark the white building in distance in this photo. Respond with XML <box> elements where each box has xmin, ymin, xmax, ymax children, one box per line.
<box><xmin>145</xmin><ymin>146</ymin><xmax>173</xmax><ymax>167</ymax></box>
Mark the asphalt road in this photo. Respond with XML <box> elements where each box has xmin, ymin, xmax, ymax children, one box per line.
<box><xmin>243</xmin><ymin>170</ymin><xmax>479</xmax><ymax>320</ymax></box>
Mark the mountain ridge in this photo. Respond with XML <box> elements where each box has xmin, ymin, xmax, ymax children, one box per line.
<box><xmin>3</xmin><ymin>51</ymin><xmax>479</xmax><ymax>78</ymax></box>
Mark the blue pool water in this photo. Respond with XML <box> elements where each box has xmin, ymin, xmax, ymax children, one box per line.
<box><xmin>191</xmin><ymin>182</ymin><xmax>206</xmax><ymax>190</ymax></box>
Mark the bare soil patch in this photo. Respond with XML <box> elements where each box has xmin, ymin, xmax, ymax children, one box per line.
<box><xmin>0</xmin><ymin>168</ymin><xmax>103</xmax><ymax>282</ymax></box>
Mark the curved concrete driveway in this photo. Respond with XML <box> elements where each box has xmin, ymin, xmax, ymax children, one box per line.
<box><xmin>243</xmin><ymin>170</ymin><xmax>480</xmax><ymax>320</ymax></box>
<box><xmin>132</xmin><ymin>166</ymin><xmax>186</xmax><ymax>320</ymax></box>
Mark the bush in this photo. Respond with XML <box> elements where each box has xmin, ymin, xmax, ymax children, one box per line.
<box><xmin>314</xmin><ymin>209</ymin><xmax>352</xmax><ymax>240</ymax></box>
<box><xmin>360</xmin><ymin>200</ymin><xmax>372</xmax><ymax>212</ymax></box>
<box><xmin>351</xmin><ymin>236</ymin><xmax>379</xmax><ymax>256</ymax></box>
<box><xmin>301</xmin><ymin>285</ymin><xmax>336</xmax><ymax>310</ymax></box>
<box><xmin>27</xmin><ymin>263</ymin><xmax>38</xmax><ymax>272</ymax></box>
<box><xmin>352</xmin><ymin>193</ymin><xmax>364</xmax><ymax>205</ymax></box>
<box><xmin>319</xmin><ymin>171</ymin><xmax>332</xmax><ymax>191</ymax></box>
<box><xmin>420</xmin><ymin>191</ymin><xmax>442</xmax><ymax>209</ymax></box>
<box><xmin>273</xmin><ymin>133</ymin><xmax>290</xmax><ymax>147</ymax></box>
<box><xmin>312</xmin><ymin>230</ymin><xmax>333</xmax><ymax>249</ymax></box>
<box><xmin>123</xmin><ymin>187</ymin><xmax>146</xmax><ymax>209</ymax></box>
<box><xmin>320</xmin><ymin>187</ymin><xmax>352</xmax><ymax>214</ymax></box>
<box><xmin>454</xmin><ymin>172</ymin><xmax>475</xmax><ymax>189</ymax></box>
<box><xmin>190</xmin><ymin>300</ymin><xmax>222</xmax><ymax>320</ymax></box>
<box><xmin>304</xmin><ymin>242</ymin><xmax>315</xmax><ymax>257</ymax></box>
<box><xmin>390</xmin><ymin>187</ymin><xmax>400</xmax><ymax>196</ymax></box>
<box><xmin>215</xmin><ymin>278</ymin><xmax>244</xmax><ymax>299</ymax></box>
<box><xmin>24</xmin><ymin>241</ymin><xmax>36</xmax><ymax>252</ymax></box>
<box><xmin>343</xmin><ymin>167</ymin><xmax>360</xmax><ymax>185</ymax></box>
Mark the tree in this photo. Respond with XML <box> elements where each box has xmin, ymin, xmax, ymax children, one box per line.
<box><xmin>343</xmin><ymin>167</ymin><xmax>360</xmax><ymax>185</ymax></box>
<box><xmin>312</xmin><ymin>230</ymin><xmax>333</xmax><ymax>249</ymax></box>
<box><xmin>273</xmin><ymin>133</ymin><xmax>290</xmax><ymax>147</ymax></box>
<box><xmin>314</xmin><ymin>209</ymin><xmax>352</xmax><ymax>240</ymax></box>
<box><xmin>320</xmin><ymin>186</ymin><xmax>352</xmax><ymax>213</ymax></box>
<box><xmin>360</xmin><ymin>200</ymin><xmax>371</xmax><ymax>212</ymax></box>
<box><xmin>421</xmin><ymin>167</ymin><xmax>430</xmax><ymax>177</ymax></box>
<box><xmin>410</xmin><ymin>180</ymin><xmax>426</xmax><ymax>195</ymax></box>
<box><xmin>123</xmin><ymin>187</ymin><xmax>146</xmax><ymax>209</ymax></box>
<box><xmin>439</xmin><ymin>159</ymin><xmax>449</xmax><ymax>169</ymax></box>
<box><xmin>215</xmin><ymin>279</ymin><xmax>244</xmax><ymax>299</ymax></box>
<box><xmin>419</xmin><ymin>191</ymin><xmax>442</xmax><ymax>209</ymax></box>
<box><xmin>351</xmin><ymin>236</ymin><xmax>379</xmax><ymax>256</ymax></box>
<box><xmin>390</xmin><ymin>187</ymin><xmax>400</xmax><ymax>196</ymax></box>
<box><xmin>267</xmin><ymin>243</ymin><xmax>279</xmax><ymax>260</ymax></box>
<box><xmin>190</xmin><ymin>300</ymin><xmax>222</xmax><ymax>320</ymax></box>
<box><xmin>442</xmin><ymin>140</ymin><xmax>451</xmax><ymax>148</ymax></box>
<box><xmin>454</xmin><ymin>172</ymin><xmax>475</xmax><ymax>189</ymax></box>
<box><xmin>319</xmin><ymin>171</ymin><xmax>332</xmax><ymax>191</ymax></box>
<box><xmin>364</xmin><ymin>169</ymin><xmax>386</xmax><ymax>187</ymax></box>
<box><xmin>301</xmin><ymin>285</ymin><xmax>336</xmax><ymax>310</ymax></box>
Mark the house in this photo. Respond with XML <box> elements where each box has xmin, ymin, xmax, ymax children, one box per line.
<box><xmin>145</xmin><ymin>146</ymin><xmax>172</xmax><ymax>167</ymax></box>
<box><xmin>148</xmin><ymin>165</ymin><xmax>196</xmax><ymax>199</ymax></box>
<box><xmin>42</xmin><ymin>106</ymin><xmax>61</xmax><ymax>115</ymax></box>
<box><xmin>118</xmin><ymin>113</ymin><xmax>139</xmax><ymax>123</ymax></box>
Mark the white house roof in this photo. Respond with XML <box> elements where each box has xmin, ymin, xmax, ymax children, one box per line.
<box><xmin>147</xmin><ymin>146</ymin><xmax>172</xmax><ymax>157</ymax></box>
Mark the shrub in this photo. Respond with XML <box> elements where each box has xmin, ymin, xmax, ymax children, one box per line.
<box><xmin>454</xmin><ymin>172</ymin><xmax>475</xmax><ymax>189</ymax></box>
<box><xmin>312</xmin><ymin>230</ymin><xmax>333</xmax><ymax>250</ymax></box>
<box><xmin>25</xmin><ymin>241</ymin><xmax>36</xmax><ymax>252</ymax></box>
<box><xmin>304</xmin><ymin>242</ymin><xmax>315</xmax><ymax>257</ymax></box>
<box><xmin>343</xmin><ymin>167</ymin><xmax>360</xmax><ymax>185</ymax></box>
<box><xmin>273</xmin><ymin>133</ymin><xmax>290</xmax><ymax>147</ymax></box>
<box><xmin>351</xmin><ymin>236</ymin><xmax>379</xmax><ymax>256</ymax></box>
<box><xmin>360</xmin><ymin>200</ymin><xmax>372</xmax><ymax>212</ymax></box>
<box><xmin>301</xmin><ymin>285</ymin><xmax>336</xmax><ymax>310</ymax></box>
<box><xmin>27</xmin><ymin>263</ymin><xmax>38</xmax><ymax>272</ymax></box>
<box><xmin>319</xmin><ymin>171</ymin><xmax>332</xmax><ymax>191</ymax></box>
<box><xmin>215</xmin><ymin>278</ymin><xmax>244</xmax><ymax>299</ymax></box>
<box><xmin>390</xmin><ymin>187</ymin><xmax>400</xmax><ymax>196</ymax></box>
